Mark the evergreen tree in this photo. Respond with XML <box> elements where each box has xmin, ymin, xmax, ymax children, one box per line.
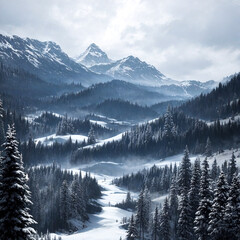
<box><xmin>143</xmin><ymin>187</ymin><xmax>151</xmax><ymax>232</ymax></box>
<box><xmin>126</xmin><ymin>191</ymin><xmax>131</xmax><ymax>204</ymax></box>
<box><xmin>208</xmin><ymin>172</ymin><xmax>229</xmax><ymax>240</ymax></box>
<box><xmin>221</xmin><ymin>160</ymin><xmax>228</xmax><ymax>174</ymax></box>
<box><xmin>0</xmin><ymin>125</ymin><xmax>36</xmax><ymax>240</ymax></box>
<box><xmin>127</xmin><ymin>214</ymin><xmax>138</xmax><ymax>240</ymax></box>
<box><xmin>178</xmin><ymin>146</ymin><xmax>192</xmax><ymax>194</ymax></box>
<box><xmin>162</xmin><ymin>106</ymin><xmax>176</xmax><ymax>138</ymax></box>
<box><xmin>159</xmin><ymin>197</ymin><xmax>170</xmax><ymax>240</ymax></box>
<box><xmin>87</xmin><ymin>126</ymin><xmax>96</xmax><ymax>144</ymax></box>
<box><xmin>136</xmin><ymin>189</ymin><xmax>149</xmax><ymax>240</ymax></box>
<box><xmin>227</xmin><ymin>152</ymin><xmax>237</xmax><ymax>184</ymax></box>
<box><xmin>56</xmin><ymin>116</ymin><xmax>74</xmax><ymax>135</ymax></box>
<box><xmin>169</xmin><ymin>177</ymin><xmax>178</xmax><ymax>240</ymax></box>
<box><xmin>194</xmin><ymin>157</ymin><xmax>212</xmax><ymax>240</ymax></box>
<box><xmin>177</xmin><ymin>190</ymin><xmax>192</xmax><ymax>240</ymax></box>
<box><xmin>152</xmin><ymin>207</ymin><xmax>159</xmax><ymax>240</ymax></box>
<box><xmin>188</xmin><ymin>158</ymin><xmax>201</xmax><ymax>238</ymax></box>
<box><xmin>70</xmin><ymin>177</ymin><xmax>83</xmax><ymax>219</ymax></box>
<box><xmin>211</xmin><ymin>158</ymin><xmax>218</xmax><ymax>181</ymax></box>
<box><xmin>223</xmin><ymin>175</ymin><xmax>240</xmax><ymax>240</ymax></box>
<box><xmin>60</xmin><ymin>180</ymin><xmax>70</xmax><ymax>227</ymax></box>
<box><xmin>204</xmin><ymin>137</ymin><xmax>212</xmax><ymax>157</ymax></box>
<box><xmin>0</xmin><ymin>98</ymin><xmax>5</xmax><ymax>147</ymax></box>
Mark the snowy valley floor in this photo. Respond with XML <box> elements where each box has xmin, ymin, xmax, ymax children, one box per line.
<box><xmin>51</xmin><ymin>148</ymin><xmax>240</xmax><ymax>240</ymax></box>
<box><xmin>51</xmin><ymin>174</ymin><xmax>135</xmax><ymax>240</ymax></box>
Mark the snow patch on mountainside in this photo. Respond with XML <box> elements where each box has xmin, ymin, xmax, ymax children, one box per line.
<box><xmin>35</xmin><ymin>134</ymin><xmax>88</xmax><ymax>146</ymax></box>
<box><xmin>83</xmin><ymin>133</ymin><xmax>124</xmax><ymax>149</ymax></box>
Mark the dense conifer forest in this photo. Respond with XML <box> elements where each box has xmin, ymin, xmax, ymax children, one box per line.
<box><xmin>125</xmin><ymin>148</ymin><xmax>240</xmax><ymax>240</ymax></box>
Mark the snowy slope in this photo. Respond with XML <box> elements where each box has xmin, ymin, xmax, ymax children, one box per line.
<box><xmin>83</xmin><ymin>133</ymin><xmax>124</xmax><ymax>149</ymax></box>
<box><xmin>35</xmin><ymin>134</ymin><xmax>88</xmax><ymax>146</ymax></box>
<box><xmin>206</xmin><ymin>114</ymin><xmax>240</xmax><ymax>126</ymax></box>
<box><xmin>51</xmin><ymin>172</ymin><xmax>136</xmax><ymax>240</ymax></box>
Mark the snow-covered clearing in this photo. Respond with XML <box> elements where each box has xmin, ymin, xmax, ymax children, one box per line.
<box><xmin>51</xmin><ymin>171</ymin><xmax>136</xmax><ymax>240</ymax></box>
<box><xmin>35</xmin><ymin>134</ymin><xmax>88</xmax><ymax>146</ymax></box>
<box><xmin>25</xmin><ymin>111</ymin><xmax>63</xmax><ymax>123</ymax></box>
<box><xmin>206</xmin><ymin>114</ymin><xmax>240</xmax><ymax>126</ymax></box>
<box><xmin>89</xmin><ymin>119</ymin><xmax>107</xmax><ymax>127</ymax></box>
<box><xmin>83</xmin><ymin>132</ymin><xmax>124</xmax><ymax>149</ymax></box>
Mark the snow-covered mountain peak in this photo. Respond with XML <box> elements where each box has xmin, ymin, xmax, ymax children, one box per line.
<box><xmin>0</xmin><ymin>34</ymin><xmax>109</xmax><ymax>85</ymax></box>
<box><xmin>90</xmin><ymin>53</ymin><xmax>167</xmax><ymax>86</ymax></box>
<box><xmin>87</xmin><ymin>43</ymin><xmax>101</xmax><ymax>51</ymax></box>
<box><xmin>75</xmin><ymin>43</ymin><xmax>111</xmax><ymax>67</ymax></box>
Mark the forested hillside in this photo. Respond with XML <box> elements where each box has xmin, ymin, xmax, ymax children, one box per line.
<box><xmin>179</xmin><ymin>73</ymin><xmax>240</xmax><ymax>120</ymax></box>
<box><xmin>84</xmin><ymin>99</ymin><xmax>158</xmax><ymax>121</ymax></box>
<box><xmin>0</xmin><ymin>63</ymin><xmax>84</xmax><ymax>100</ymax></box>
<box><xmin>71</xmin><ymin>107</ymin><xmax>240</xmax><ymax>163</ymax></box>
<box><xmin>125</xmin><ymin>148</ymin><xmax>240</xmax><ymax>240</ymax></box>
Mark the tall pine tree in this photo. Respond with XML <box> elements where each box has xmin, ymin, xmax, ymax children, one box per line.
<box><xmin>188</xmin><ymin>158</ymin><xmax>201</xmax><ymax>238</ymax></box>
<box><xmin>159</xmin><ymin>197</ymin><xmax>170</xmax><ymax>240</ymax></box>
<box><xmin>0</xmin><ymin>98</ymin><xmax>5</xmax><ymax>147</ymax></box>
<box><xmin>208</xmin><ymin>172</ymin><xmax>229</xmax><ymax>240</ymax></box>
<box><xmin>223</xmin><ymin>174</ymin><xmax>240</xmax><ymax>240</ymax></box>
<box><xmin>177</xmin><ymin>190</ymin><xmax>192</xmax><ymax>240</ymax></box>
<box><xmin>152</xmin><ymin>207</ymin><xmax>159</xmax><ymax>240</ymax></box>
<box><xmin>0</xmin><ymin>125</ymin><xmax>36</xmax><ymax>240</ymax></box>
<box><xmin>178</xmin><ymin>146</ymin><xmax>192</xmax><ymax>194</ymax></box>
<box><xmin>227</xmin><ymin>152</ymin><xmax>237</xmax><ymax>184</ymax></box>
<box><xmin>194</xmin><ymin>157</ymin><xmax>212</xmax><ymax>240</ymax></box>
<box><xmin>127</xmin><ymin>214</ymin><xmax>138</xmax><ymax>240</ymax></box>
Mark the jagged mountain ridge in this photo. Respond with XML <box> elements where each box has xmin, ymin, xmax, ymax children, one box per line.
<box><xmin>90</xmin><ymin>55</ymin><xmax>168</xmax><ymax>86</ymax></box>
<box><xmin>0</xmin><ymin>34</ymin><xmax>217</xmax><ymax>98</ymax></box>
<box><xmin>77</xmin><ymin>43</ymin><xmax>217</xmax><ymax>95</ymax></box>
<box><xmin>0</xmin><ymin>34</ymin><xmax>110</xmax><ymax>85</ymax></box>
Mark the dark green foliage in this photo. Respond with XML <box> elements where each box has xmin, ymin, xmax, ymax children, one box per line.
<box><xmin>115</xmin><ymin>192</ymin><xmax>137</xmax><ymax>211</ymax></box>
<box><xmin>71</xmin><ymin>109</ymin><xmax>240</xmax><ymax>163</ymax></box>
<box><xmin>127</xmin><ymin>215</ymin><xmax>138</xmax><ymax>240</ymax></box>
<box><xmin>84</xmin><ymin>99</ymin><xmax>158</xmax><ymax>121</ymax></box>
<box><xmin>159</xmin><ymin>198</ymin><xmax>170</xmax><ymax>240</ymax></box>
<box><xmin>0</xmin><ymin>125</ymin><xmax>36</xmax><ymax>240</ymax></box>
<box><xmin>113</xmin><ymin>164</ymin><xmax>174</xmax><ymax>193</ymax></box>
<box><xmin>208</xmin><ymin>172</ymin><xmax>229</xmax><ymax>240</ymax></box>
<box><xmin>178</xmin><ymin>146</ymin><xmax>192</xmax><ymax>194</ymax></box>
<box><xmin>20</xmin><ymin>138</ymin><xmax>85</xmax><ymax>166</ymax></box>
<box><xmin>28</xmin><ymin>164</ymin><xmax>101</xmax><ymax>233</ymax></box>
<box><xmin>177</xmin><ymin>190</ymin><xmax>192</xmax><ymax>240</ymax></box>
<box><xmin>178</xmin><ymin>73</ymin><xmax>240</xmax><ymax>120</ymax></box>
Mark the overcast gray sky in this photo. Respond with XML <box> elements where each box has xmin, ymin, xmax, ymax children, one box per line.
<box><xmin>0</xmin><ymin>0</ymin><xmax>240</xmax><ymax>82</ymax></box>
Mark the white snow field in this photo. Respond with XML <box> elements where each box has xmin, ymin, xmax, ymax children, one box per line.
<box><xmin>51</xmin><ymin>173</ymin><xmax>135</xmax><ymax>240</ymax></box>
<box><xmin>35</xmin><ymin>134</ymin><xmax>88</xmax><ymax>146</ymax></box>
<box><xmin>206</xmin><ymin>114</ymin><xmax>240</xmax><ymax>126</ymax></box>
<box><xmin>83</xmin><ymin>132</ymin><xmax>125</xmax><ymax>149</ymax></box>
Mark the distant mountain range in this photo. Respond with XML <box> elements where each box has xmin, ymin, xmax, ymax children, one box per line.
<box><xmin>0</xmin><ymin>34</ymin><xmax>109</xmax><ymax>85</ymax></box>
<box><xmin>50</xmin><ymin>80</ymin><xmax>175</xmax><ymax>111</ymax></box>
<box><xmin>0</xmin><ymin>34</ymin><xmax>217</xmax><ymax>100</ymax></box>
<box><xmin>76</xmin><ymin>43</ymin><xmax>218</xmax><ymax>94</ymax></box>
